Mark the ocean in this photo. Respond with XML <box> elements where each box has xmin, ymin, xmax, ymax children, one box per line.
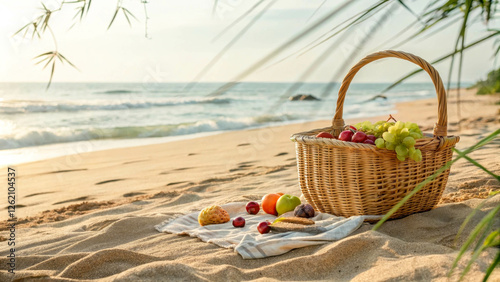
<box><xmin>0</xmin><ymin>82</ymin><xmax>457</xmax><ymax>166</ymax></box>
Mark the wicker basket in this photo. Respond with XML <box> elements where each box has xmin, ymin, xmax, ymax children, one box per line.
<box><xmin>291</xmin><ymin>50</ymin><xmax>460</xmax><ymax>219</ymax></box>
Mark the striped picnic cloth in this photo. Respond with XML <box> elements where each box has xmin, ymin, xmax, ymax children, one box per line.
<box><xmin>155</xmin><ymin>202</ymin><xmax>372</xmax><ymax>259</ymax></box>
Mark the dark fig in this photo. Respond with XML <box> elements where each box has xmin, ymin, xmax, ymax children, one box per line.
<box><xmin>294</xmin><ymin>204</ymin><xmax>315</xmax><ymax>218</ymax></box>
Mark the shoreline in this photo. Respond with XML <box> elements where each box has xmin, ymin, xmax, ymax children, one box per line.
<box><xmin>1</xmin><ymin>85</ymin><xmax>441</xmax><ymax>167</ymax></box>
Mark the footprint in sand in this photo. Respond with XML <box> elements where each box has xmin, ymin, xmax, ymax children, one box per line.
<box><xmin>4</xmin><ymin>204</ymin><xmax>27</xmax><ymax>209</ymax></box>
<box><xmin>95</xmin><ymin>179</ymin><xmax>127</xmax><ymax>185</ymax></box>
<box><xmin>166</xmin><ymin>181</ymin><xmax>192</xmax><ymax>186</ymax></box>
<box><xmin>25</xmin><ymin>191</ymin><xmax>56</xmax><ymax>198</ymax></box>
<box><xmin>229</xmin><ymin>164</ymin><xmax>252</xmax><ymax>172</ymax></box>
<box><xmin>238</xmin><ymin>187</ymin><xmax>255</xmax><ymax>191</ymax></box>
<box><xmin>122</xmin><ymin>159</ymin><xmax>148</xmax><ymax>165</ymax></box>
<box><xmin>54</xmin><ymin>196</ymin><xmax>92</xmax><ymax>205</ymax></box>
<box><xmin>274</xmin><ymin>152</ymin><xmax>288</xmax><ymax>157</ymax></box>
<box><xmin>122</xmin><ymin>192</ymin><xmax>146</xmax><ymax>197</ymax></box>
<box><xmin>237</xmin><ymin>143</ymin><xmax>251</xmax><ymax>146</ymax></box>
<box><xmin>46</xmin><ymin>169</ymin><xmax>88</xmax><ymax>174</ymax></box>
<box><xmin>173</xmin><ymin>167</ymin><xmax>192</xmax><ymax>171</ymax></box>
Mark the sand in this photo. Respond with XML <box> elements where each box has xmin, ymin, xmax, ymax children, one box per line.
<box><xmin>0</xmin><ymin>88</ymin><xmax>499</xmax><ymax>281</ymax></box>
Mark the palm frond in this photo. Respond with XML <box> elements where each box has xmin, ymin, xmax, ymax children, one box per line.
<box><xmin>185</xmin><ymin>0</ymin><xmax>277</xmax><ymax>92</ymax></box>
<box><xmin>453</xmin><ymin>0</ymin><xmax>473</xmax><ymax>128</ymax></box>
<box><xmin>108</xmin><ymin>4</ymin><xmax>137</xmax><ymax>29</ymax></box>
<box><xmin>396</xmin><ymin>0</ymin><xmax>424</xmax><ymax>24</ymax></box>
<box><xmin>378</xmin><ymin>30</ymin><xmax>500</xmax><ymax>94</ymax></box>
<box><xmin>320</xmin><ymin>3</ymin><xmax>398</xmax><ymax>99</ymax></box>
<box><xmin>13</xmin><ymin>21</ymin><xmax>35</xmax><ymax>38</ymax></box>
<box><xmin>306</xmin><ymin>0</ymin><xmax>328</xmax><ymax>23</ymax></box>
<box><xmin>452</xmin><ymin>148</ymin><xmax>499</xmax><ymax>180</ymax></box>
<box><xmin>212</xmin><ymin>0</ymin><xmax>265</xmax><ymax>42</ymax></box>
<box><xmin>108</xmin><ymin>5</ymin><xmax>120</xmax><ymax>29</ymax></box>
<box><xmin>67</xmin><ymin>0</ymin><xmax>92</xmax><ymax>22</ymax></box>
<box><xmin>262</xmin><ymin>0</ymin><xmax>380</xmax><ymax>71</ymax></box>
<box><xmin>388</xmin><ymin>11</ymin><xmax>462</xmax><ymax>50</ymax></box>
<box><xmin>448</xmin><ymin>206</ymin><xmax>500</xmax><ymax>279</ymax></box>
<box><xmin>484</xmin><ymin>250</ymin><xmax>500</xmax><ymax>281</ymax></box>
<box><xmin>33</xmin><ymin>51</ymin><xmax>79</xmax><ymax>90</ymax></box>
<box><xmin>48</xmin><ymin>61</ymin><xmax>55</xmax><ymax>89</ymax></box>
<box><xmin>297</xmin><ymin>0</ymin><xmax>390</xmax><ymax>57</ymax></box>
<box><xmin>212</xmin><ymin>0</ymin><xmax>218</xmax><ymax>17</ymax></box>
<box><xmin>208</xmin><ymin>0</ymin><xmax>357</xmax><ymax>96</ymax></box>
<box><xmin>57</xmin><ymin>53</ymin><xmax>78</xmax><ymax>69</ymax></box>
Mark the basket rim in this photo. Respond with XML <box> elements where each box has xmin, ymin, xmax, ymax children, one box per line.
<box><xmin>291</xmin><ymin>126</ymin><xmax>460</xmax><ymax>152</ymax></box>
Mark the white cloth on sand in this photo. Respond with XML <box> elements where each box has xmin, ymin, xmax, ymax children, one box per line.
<box><xmin>155</xmin><ymin>202</ymin><xmax>376</xmax><ymax>259</ymax></box>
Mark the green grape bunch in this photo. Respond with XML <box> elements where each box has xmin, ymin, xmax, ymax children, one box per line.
<box><xmin>354</xmin><ymin>120</ymin><xmax>424</xmax><ymax>162</ymax></box>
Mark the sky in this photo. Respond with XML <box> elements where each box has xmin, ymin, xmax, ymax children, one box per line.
<box><xmin>0</xmin><ymin>0</ymin><xmax>498</xmax><ymax>84</ymax></box>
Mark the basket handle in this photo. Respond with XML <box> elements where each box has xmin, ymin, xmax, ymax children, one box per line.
<box><xmin>332</xmin><ymin>50</ymin><xmax>447</xmax><ymax>137</ymax></box>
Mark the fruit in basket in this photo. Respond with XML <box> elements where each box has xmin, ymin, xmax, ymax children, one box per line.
<box><xmin>355</xmin><ymin>118</ymin><xmax>424</xmax><ymax>161</ymax></box>
<box><xmin>294</xmin><ymin>204</ymin><xmax>315</xmax><ymax>218</ymax></box>
<box><xmin>409</xmin><ymin>147</ymin><xmax>423</xmax><ymax>162</ymax></box>
<box><xmin>232</xmin><ymin>217</ymin><xmax>246</xmax><ymax>228</ymax></box>
<box><xmin>257</xmin><ymin>221</ymin><xmax>271</xmax><ymax>234</ymax></box>
<box><xmin>276</xmin><ymin>194</ymin><xmax>301</xmax><ymax>215</ymax></box>
<box><xmin>316</xmin><ymin>132</ymin><xmax>335</xmax><ymax>139</ymax></box>
<box><xmin>262</xmin><ymin>193</ymin><xmax>282</xmax><ymax>215</ymax></box>
<box><xmin>339</xmin><ymin>130</ymin><xmax>354</xmax><ymax>142</ymax></box>
<box><xmin>352</xmin><ymin>131</ymin><xmax>367</xmax><ymax>143</ymax></box>
<box><xmin>367</xmin><ymin>135</ymin><xmax>377</xmax><ymax>142</ymax></box>
<box><xmin>382</xmin><ymin>132</ymin><xmax>396</xmax><ymax>143</ymax></box>
<box><xmin>363</xmin><ymin>139</ymin><xmax>375</xmax><ymax>145</ymax></box>
<box><xmin>375</xmin><ymin>138</ymin><xmax>385</xmax><ymax>148</ymax></box>
<box><xmin>403</xmin><ymin>136</ymin><xmax>416</xmax><ymax>147</ymax></box>
<box><xmin>198</xmin><ymin>205</ymin><xmax>230</xmax><ymax>226</ymax></box>
<box><xmin>246</xmin><ymin>201</ymin><xmax>260</xmax><ymax>215</ymax></box>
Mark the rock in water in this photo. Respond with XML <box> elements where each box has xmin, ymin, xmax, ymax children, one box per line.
<box><xmin>289</xmin><ymin>94</ymin><xmax>320</xmax><ymax>101</ymax></box>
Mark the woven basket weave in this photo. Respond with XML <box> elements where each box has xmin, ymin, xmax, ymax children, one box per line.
<box><xmin>291</xmin><ymin>50</ymin><xmax>460</xmax><ymax>219</ymax></box>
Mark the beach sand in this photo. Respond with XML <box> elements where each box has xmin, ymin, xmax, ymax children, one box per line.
<box><xmin>1</xmin><ymin>89</ymin><xmax>499</xmax><ymax>281</ymax></box>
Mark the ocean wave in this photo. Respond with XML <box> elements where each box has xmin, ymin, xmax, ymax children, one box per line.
<box><xmin>0</xmin><ymin>113</ymin><xmax>298</xmax><ymax>149</ymax></box>
<box><xmin>0</xmin><ymin>97</ymin><xmax>232</xmax><ymax>114</ymax></box>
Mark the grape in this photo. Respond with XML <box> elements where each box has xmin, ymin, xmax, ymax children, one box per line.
<box><xmin>383</xmin><ymin>132</ymin><xmax>396</xmax><ymax>143</ymax></box>
<box><xmin>386</xmin><ymin>142</ymin><xmax>396</xmax><ymax>150</ymax></box>
<box><xmin>354</xmin><ymin>121</ymin><xmax>373</xmax><ymax>133</ymax></box>
<box><xmin>375</xmin><ymin>138</ymin><xmax>385</xmax><ymax>148</ymax></box>
<box><xmin>388</xmin><ymin>126</ymin><xmax>398</xmax><ymax>135</ymax></box>
<box><xmin>350</xmin><ymin>118</ymin><xmax>424</xmax><ymax>162</ymax></box>
<box><xmin>412</xmin><ymin>149</ymin><xmax>422</xmax><ymax>162</ymax></box>
<box><xmin>403</xmin><ymin>136</ymin><xmax>416</xmax><ymax>147</ymax></box>
<box><xmin>410</xmin><ymin>132</ymin><xmax>422</xmax><ymax>139</ymax></box>
<box><xmin>395</xmin><ymin>144</ymin><xmax>408</xmax><ymax>157</ymax></box>
<box><xmin>395</xmin><ymin>121</ymin><xmax>404</xmax><ymax>130</ymax></box>
<box><xmin>400</xmin><ymin>128</ymin><xmax>410</xmax><ymax>138</ymax></box>
<box><xmin>374</xmin><ymin>125</ymin><xmax>384</xmax><ymax>137</ymax></box>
